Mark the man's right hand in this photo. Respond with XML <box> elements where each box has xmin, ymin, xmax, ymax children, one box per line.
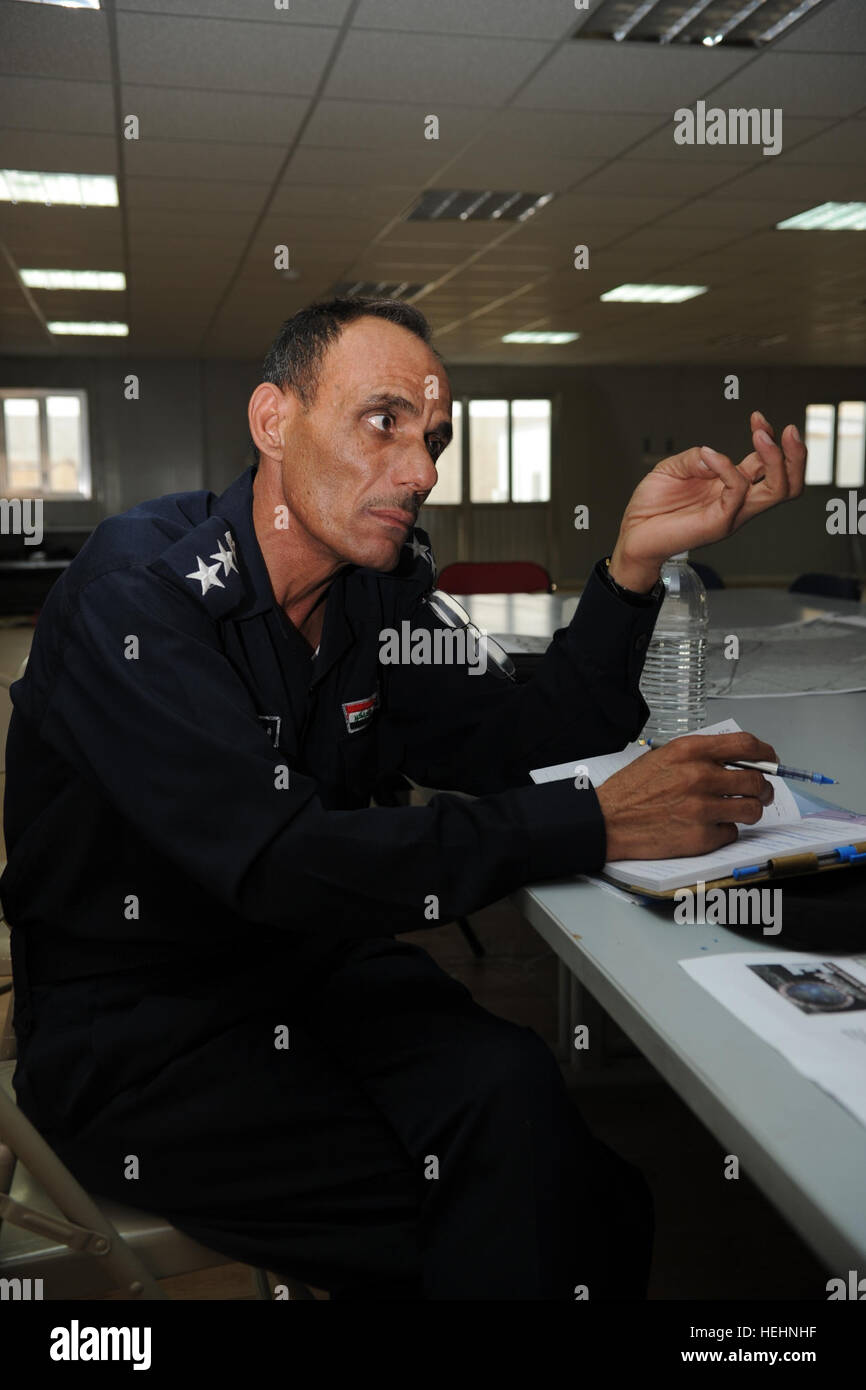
<box><xmin>595</xmin><ymin>732</ymin><xmax>778</xmax><ymax>862</ymax></box>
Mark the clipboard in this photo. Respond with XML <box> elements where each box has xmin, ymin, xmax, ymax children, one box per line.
<box><xmin>605</xmin><ymin>839</ymin><xmax>866</xmax><ymax>902</ymax></box>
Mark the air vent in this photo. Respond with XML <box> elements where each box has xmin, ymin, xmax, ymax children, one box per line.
<box><xmin>332</xmin><ymin>280</ymin><xmax>428</xmax><ymax>299</ymax></box>
<box><xmin>575</xmin><ymin>0</ymin><xmax>830</xmax><ymax>48</ymax></box>
<box><xmin>405</xmin><ymin>190</ymin><xmax>554</xmax><ymax>222</ymax></box>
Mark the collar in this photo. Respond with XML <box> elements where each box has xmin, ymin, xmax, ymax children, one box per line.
<box><xmin>212</xmin><ymin>464</ymin><xmax>437</xmax><ymax>680</ymax></box>
<box><xmin>211</xmin><ymin>465</ymin><xmax>276</xmax><ymax>619</ymax></box>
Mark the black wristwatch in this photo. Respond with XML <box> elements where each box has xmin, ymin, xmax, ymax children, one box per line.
<box><xmin>599</xmin><ymin>556</ymin><xmax>664</xmax><ymax>605</ymax></box>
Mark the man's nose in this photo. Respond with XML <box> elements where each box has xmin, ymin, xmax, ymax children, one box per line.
<box><xmin>395</xmin><ymin>438</ymin><xmax>438</xmax><ymax>493</ymax></box>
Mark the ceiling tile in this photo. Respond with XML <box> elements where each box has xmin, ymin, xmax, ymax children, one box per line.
<box><xmin>115</xmin><ymin>0</ymin><xmax>353</xmax><ymax>21</ymax></box>
<box><xmin>578</xmin><ymin>159</ymin><xmax>741</xmax><ymax>199</ymax></box>
<box><xmin>120</xmin><ymin>86</ymin><xmax>310</xmax><ymax>145</ymax></box>
<box><xmin>324</xmin><ymin>31</ymin><xmax>552</xmax><ymax>105</ymax></box>
<box><xmin>0</xmin><ymin>77</ymin><xmax>114</xmax><ymax>135</ymax></box>
<box><xmin>300</xmin><ymin>100</ymin><xmax>484</xmax><ymax>150</ymax></box>
<box><xmin>703</xmin><ymin>162</ymin><xmax>866</xmax><ymax>203</ymax></box>
<box><xmin>269</xmin><ymin>183</ymin><xmax>417</xmax><ymax>220</ymax></box>
<box><xmin>775</xmin><ymin>0</ymin><xmax>866</xmax><ymax>52</ymax></box>
<box><xmin>123</xmin><ymin>139</ymin><xmax>286</xmax><ymax>182</ymax></box>
<box><xmin>281</xmin><ymin>146</ymin><xmax>451</xmax><ymax>186</ymax></box>
<box><xmin>354</xmin><ymin>0</ymin><xmax>578</xmax><ymax>40</ymax></box>
<box><xmin>115</xmin><ymin>13</ymin><xmax>336</xmax><ymax>94</ymax></box>
<box><xmin>0</xmin><ymin>130</ymin><xmax>116</xmax><ymax>174</ymax></box>
<box><xmin>782</xmin><ymin>118</ymin><xmax>866</xmax><ymax>165</ymax></box>
<box><xmin>0</xmin><ymin>4</ymin><xmax>111</xmax><ymax>82</ymax></box>
<box><xmin>483</xmin><ymin>109</ymin><xmax>665</xmax><ymax>160</ymax></box>
<box><xmin>706</xmin><ymin>53</ymin><xmax>866</xmax><ymax>119</ymax></box>
<box><xmin>627</xmin><ymin>117</ymin><xmax>834</xmax><ymax>163</ymax></box>
<box><xmin>125</xmin><ymin>178</ymin><xmax>270</xmax><ymax>211</ymax></box>
<box><xmin>126</xmin><ymin>207</ymin><xmax>259</xmax><ymax>240</ymax></box>
<box><xmin>434</xmin><ymin>147</ymin><xmax>601</xmax><ymax>191</ymax></box>
<box><xmin>514</xmin><ymin>40</ymin><xmax>751</xmax><ymax>113</ymax></box>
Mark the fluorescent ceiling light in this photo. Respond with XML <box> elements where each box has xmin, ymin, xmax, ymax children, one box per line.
<box><xmin>660</xmin><ymin>0</ymin><xmax>715</xmax><ymax>44</ymax></box>
<box><xmin>758</xmin><ymin>0</ymin><xmax>824</xmax><ymax>43</ymax></box>
<box><xmin>21</xmin><ymin>269</ymin><xmax>125</xmax><ymax>290</ymax></box>
<box><xmin>0</xmin><ymin>171</ymin><xmax>117</xmax><ymax>206</ymax></box>
<box><xmin>776</xmin><ymin>202</ymin><xmax>866</xmax><ymax>231</ymax></box>
<box><xmin>15</xmin><ymin>1</ymin><xmax>100</xmax><ymax>7</ymax></box>
<box><xmin>502</xmin><ymin>331</ymin><xmax>579</xmax><ymax>344</ymax></box>
<box><xmin>613</xmin><ymin>0</ymin><xmax>660</xmax><ymax>41</ymax></box>
<box><xmin>48</xmin><ymin>321</ymin><xmax>128</xmax><ymax>336</ymax></box>
<box><xmin>706</xmin><ymin>0</ymin><xmax>770</xmax><ymax>43</ymax></box>
<box><xmin>601</xmin><ymin>284</ymin><xmax>707</xmax><ymax>303</ymax></box>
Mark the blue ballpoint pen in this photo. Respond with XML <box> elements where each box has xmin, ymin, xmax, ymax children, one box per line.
<box><xmin>638</xmin><ymin>739</ymin><xmax>837</xmax><ymax>785</ymax></box>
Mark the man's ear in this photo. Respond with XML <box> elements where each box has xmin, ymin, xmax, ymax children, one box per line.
<box><xmin>248</xmin><ymin>382</ymin><xmax>297</xmax><ymax>461</ymax></box>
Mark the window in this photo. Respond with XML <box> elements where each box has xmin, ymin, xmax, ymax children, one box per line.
<box><xmin>427</xmin><ymin>397</ymin><xmax>551</xmax><ymax>505</ymax></box>
<box><xmin>432</xmin><ymin>400</ymin><xmax>461</xmax><ymax>504</ymax></box>
<box><xmin>470</xmin><ymin>400</ymin><xmax>509</xmax><ymax>503</ymax></box>
<box><xmin>511</xmin><ymin>399</ymin><xmax>551</xmax><ymax>502</ymax></box>
<box><xmin>804</xmin><ymin>401</ymin><xmax>866</xmax><ymax>488</ymax></box>
<box><xmin>0</xmin><ymin>389</ymin><xmax>91</xmax><ymax>499</ymax></box>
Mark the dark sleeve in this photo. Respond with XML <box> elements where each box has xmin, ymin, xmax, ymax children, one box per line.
<box><xmin>377</xmin><ymin>559</ymin><xmax>664</xmax><ymax>796</ymax></box>
<box><xmin>32</xmin><ymin>567</ymin><xmax>610</xmax><ymax>936</ymax></box>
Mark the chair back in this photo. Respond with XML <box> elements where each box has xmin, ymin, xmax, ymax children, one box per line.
<box><xmin>689</xmin><ymin>561</ymin><xmax>724</xmax><ymax>590</ymax></box>
<box><xmin>789</xmin><ymin>572</ymin><xmax>862</xmax><ymax>602</ymax></box>
<box><xmin>437</xmin><ymin>560</ymin><xmax>553</xmax><ymax>595</ymax></box>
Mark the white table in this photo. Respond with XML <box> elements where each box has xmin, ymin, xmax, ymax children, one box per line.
<box><xmin>468</xmin><ymin>588</ymin><xmax>866</xmax><ymax>1275</ymax></box>
<box><xmin>452</xmin><ymin>586</ymin><xmax>860</xmax><ymax>645</ymax></box>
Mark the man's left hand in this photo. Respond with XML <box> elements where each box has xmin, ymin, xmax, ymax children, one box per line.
<box><xmin>609</xmin><ymin>410</ymin><xmax>806</xmax><ymax>593</ymax></box>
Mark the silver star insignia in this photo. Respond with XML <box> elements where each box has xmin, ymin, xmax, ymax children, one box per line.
<box><xmin>405</xmin><ymin>533</ymin><xmax>435</xmax><ymax>572</ymax></box>
<box><xmin>210</xmin><ymin>533</ymin><xmax>238</xmax><ymax>577</ymax></box>
<box><xmin>186</xmin><ymin>555</ymin><xmax>225</xmax><ymax>595</ymax></box>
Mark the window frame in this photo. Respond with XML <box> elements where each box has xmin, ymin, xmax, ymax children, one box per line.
<box><xmin>426</xmin><ymin>394</ymin><xmax>552</xmax><ymax>507</ymax></box>
<box><xmin>803</xmin><ymin>400</ymin><xmax>866</xmax><ymax>489</ymax></box>
<box><xmin>0</xmin><ymin>387</ymin><xmax>92</xmax><ymax>500</ymax></box>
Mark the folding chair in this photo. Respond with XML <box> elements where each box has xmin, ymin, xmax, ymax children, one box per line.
<box><xmin>0</xmin><ymin>914</ymin><xmax>316</xmax><ymax>1301</ymax></box>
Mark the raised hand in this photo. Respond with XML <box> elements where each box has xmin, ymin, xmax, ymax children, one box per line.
<box><xmin>608</xmin><ymin>411</ymin><xmax>806</xmax><ymax>593</ymax></box>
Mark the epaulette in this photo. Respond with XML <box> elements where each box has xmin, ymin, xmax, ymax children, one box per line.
<box><xmin>149</xmin><ymin>515</ymin><xmax>246</xmax><ymax>619</ymax></box>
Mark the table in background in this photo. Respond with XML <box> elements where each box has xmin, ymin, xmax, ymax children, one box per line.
<box><xmin>452</xmin><ymin>586</ymin><xmax>863</xmax><ymax>647</ymax></box>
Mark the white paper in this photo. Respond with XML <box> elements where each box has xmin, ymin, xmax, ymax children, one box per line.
<box><xmin>706</xmin><ymin>618</ymin><xmax>866</xmax><ymax>698</ymax></box>
<box><xmin>531</xmin><ymin>718</ymin><xmax>798</xmax><ymax>828</ymax></box>
<box><xmin>529</xmin><ymin>719</ymin><xmax>866</xmax><ymax>892</ymax></box>
<box><xmin>609</xmin><ymin>816</ymin><xmax>862</xmax><ymax>892</ymax></box>
<box><xmin>680</xmin><ymin>951</ymin><xmax>866</xmax><ymax>1128</ymax></box>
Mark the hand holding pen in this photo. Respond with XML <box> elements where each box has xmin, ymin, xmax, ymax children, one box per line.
<box><xmin>639</xmin><ymin>737</ymin><xmax>836</xmax><ymax>785</ymax></box>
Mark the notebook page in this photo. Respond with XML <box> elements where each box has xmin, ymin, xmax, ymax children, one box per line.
<box><xmin>606</xmin><ymin>817</ymin><xmax>862</xmax><ymax>893</ymax></box>
<box><xmin>529</xmin><ymin>743</ymin><xmax>646</xmax><ymax>786</ymax></box>
<box><xmin>530</xmin><ymin>717</ymin><xmax>800</xmax><ymax>826</ymax></box>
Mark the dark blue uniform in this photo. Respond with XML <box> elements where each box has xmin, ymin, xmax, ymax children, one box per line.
<box><xmin>2</xmin><ymin>464</ymin><xmax>661</xmax><ymax>1299</ymax></box>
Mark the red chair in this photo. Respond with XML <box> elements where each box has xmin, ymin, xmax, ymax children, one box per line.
<box><xmin>436</xmin><ymin>561</ymin><xmax>554</xmax><ymax>595</ymax></box>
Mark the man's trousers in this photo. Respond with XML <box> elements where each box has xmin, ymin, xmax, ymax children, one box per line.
<box><xmin>13</xmin><ymin>933</ymin><xmax>654</xmax><ymax>1300</ymax></box>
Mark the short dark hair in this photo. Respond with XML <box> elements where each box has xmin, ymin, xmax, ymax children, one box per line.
<box><xmin>250</xmin><ymin>296</ymin><xmax>437</xmax><ymax>461</ymax></box>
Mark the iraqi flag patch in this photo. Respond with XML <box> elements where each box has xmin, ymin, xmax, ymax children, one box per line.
<box><xmin>342</xmin><ymin>691</ymin><xmax>379</xmax><ymax>733</ymax></box>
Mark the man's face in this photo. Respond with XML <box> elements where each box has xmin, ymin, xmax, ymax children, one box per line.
<box><xmin>273</xmin><ymin>316</ymin><xmax>452</xmax><ymax>572</ymax></box>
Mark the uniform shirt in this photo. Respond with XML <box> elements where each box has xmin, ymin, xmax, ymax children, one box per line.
<box><xmin>1</xmin><ymin>464</ymin><xmax>663</xmax><ymax>988</ymax></box>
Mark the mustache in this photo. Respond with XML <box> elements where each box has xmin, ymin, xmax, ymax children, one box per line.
<box><xmin>367</xmin><ymin>497</ymin><xmax>421</xmax><ymax>522</ymax></box>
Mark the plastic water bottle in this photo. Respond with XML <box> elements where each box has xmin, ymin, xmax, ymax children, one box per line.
<box><xmin>639</xmin><ymin>552</ymin><xmax>708</xmax><ymax>740</ymax></box>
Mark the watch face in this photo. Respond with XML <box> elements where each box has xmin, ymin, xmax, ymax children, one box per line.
<box><xmin>424</xmin><ymin>590</ymin><xmax>516</xmax><ymax>681</ymax></box>
<box><xmin>780</xmin><ymin>980</ymin><xmax>854</xmax><ymax>1010</ymax></box>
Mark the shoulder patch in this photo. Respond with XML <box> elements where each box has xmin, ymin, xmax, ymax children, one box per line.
<box><xmin>149</xmin><ymin>516</ymin><xmax>244</xmax><ymax>618</ymax></box>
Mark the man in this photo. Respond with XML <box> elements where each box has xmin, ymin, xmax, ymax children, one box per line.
<box><xmin>2</xmin><ymin>297</ymin><xmax>805</xmax><ymax>1300</ymax></box>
